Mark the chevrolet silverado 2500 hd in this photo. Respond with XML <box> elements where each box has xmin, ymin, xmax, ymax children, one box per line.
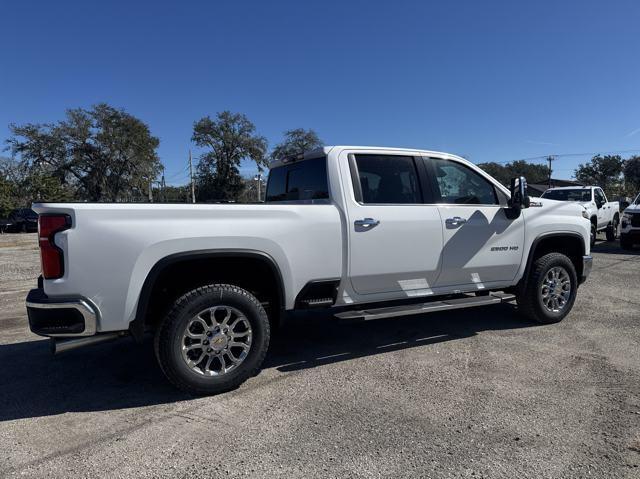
<box><xmin>541</xmin><ymin>186</ymin><xmax>620</xmax><ymax>246</ymax></box>
<box><xmin>27</xmin><ymin>146</ymin><xmax>592</xmax><ymax>394</ymax></box>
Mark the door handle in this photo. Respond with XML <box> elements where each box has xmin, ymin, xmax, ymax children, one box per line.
<box><xmin>354</xmin><ymin>218</ymin><xmax>380</xmax><ymax>228</ymax></box>
<box><xmin>445</xmin><ymin>216</ymin><xmax>467</xmax><ymax>227</ymax></box>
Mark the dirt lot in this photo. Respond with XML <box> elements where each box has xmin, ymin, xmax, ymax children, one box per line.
<box><xmin>0</xmin><ymin>233</ymin><xmax>638</xmax><ymax>478</ymax></box>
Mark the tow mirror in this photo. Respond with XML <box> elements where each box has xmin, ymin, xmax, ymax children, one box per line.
<box><xmin>507</xmin><ymin>176</ymin><xmax>530</xmax><ymax>218</ymax></box>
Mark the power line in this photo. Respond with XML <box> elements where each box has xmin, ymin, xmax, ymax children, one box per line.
<box><xmin>487</xmin><ymin>147</ymin><xmax>640</xmax><ymax>165</ymax></box>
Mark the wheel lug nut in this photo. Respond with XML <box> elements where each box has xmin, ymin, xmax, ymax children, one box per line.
<box><xmin>207</xmin><ymin>348</ymin><xmax>212</xmax><ymax>353</ymax></box>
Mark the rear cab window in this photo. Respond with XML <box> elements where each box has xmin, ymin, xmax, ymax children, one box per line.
<box><xmin>265</xmin><ymin>156</ymin><xmax>330</xmax><ymax>203</ymax></box>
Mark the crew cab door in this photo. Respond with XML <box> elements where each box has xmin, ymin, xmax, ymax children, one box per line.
<box><xmin>594</xmin><ymin>188</ymin><xmax>609</xmax><ymax>228</ymax></box>
<box><xmin>342</xmin><ymin>152</ymin><xmax>443</xmax><ymax>297</ymax></box>
<box><xmin>424</xmin><ymin>157</ymin><xmax>525</xmax><ymax>289</ymax></box>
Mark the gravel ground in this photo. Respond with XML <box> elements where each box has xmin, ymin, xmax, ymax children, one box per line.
<box><xmin>0</xmin><ymin>233</ymin><xmax>638</xmax><ymax>478</ymax></box>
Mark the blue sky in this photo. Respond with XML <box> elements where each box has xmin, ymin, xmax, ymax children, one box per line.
<box><xmin>1</xmin><ymin>0</ymin><xmax>639</xmax><ymax>185</ymax></box>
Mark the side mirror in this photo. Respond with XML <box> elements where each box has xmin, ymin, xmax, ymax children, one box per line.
<box><xmin>506</xmin><ymin>176</ymin><xmax>530</xmax><ymax>219</ymax></box>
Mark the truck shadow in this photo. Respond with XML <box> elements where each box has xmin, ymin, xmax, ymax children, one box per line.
<box><xmin>591</xmin><ymin>241</ymin><xmax>640</xmax><ymax>255</ymax></box>
<box><xmin>0</xmin><ymin>305</ymin><xmax>535</xmax><ymax>422</ymax></box>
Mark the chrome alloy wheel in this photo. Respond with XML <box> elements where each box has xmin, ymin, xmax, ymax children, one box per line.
<box><xmin>540</xmin><ymin>266</ymin><xmax>571</xmax><ymax>313</ymax></box>
<box><xmin>181</xmin><ymin>305</ymin><xmax>252</xmax><ymax>376</ymax></box>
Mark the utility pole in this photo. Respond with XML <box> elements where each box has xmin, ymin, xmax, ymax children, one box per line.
<box><xmin>189</xmin><ymin>150</ymin><xmax>196</xmax><ymax>204</ymax></box>
<box><xmin>546</xmin><ymin>155</ymin><xmax>556</xmax><ymax>188</ymax></box>
<box><xmin>160</xmin><ymin>166</ymin><xmax>166</xmax><ymax>202</ymax></box>
<box><xmin>254</xmin><ymin>173</ymin><xmax>262</xmax><ymax>202</ymax></box>
<box><xmin>148</xmin><ymin>178</ymin><xmax>153</xmax><ymax>203</ymax></box>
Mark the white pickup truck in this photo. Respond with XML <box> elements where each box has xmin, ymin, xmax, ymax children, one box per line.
<box><xmin>27</xmin><ymin>146</ymin><xmax>592</xmax><ymax>394</ymax></box>
<box><xmin>540</xmin><ymin>186</ymin><xmax>620</xmax><ymax>246</ymax></box>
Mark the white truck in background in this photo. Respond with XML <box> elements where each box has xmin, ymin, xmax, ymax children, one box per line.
<box><xmin>621</xmin><ymin>193</ymin><xmax>640</xmax><ymax>250</ymax></box>
<box><xmin>27</xmin><ymin>146</ymin><xmax>592</xmax><ymax>395</ymax></box>
<box><xmin>541</xmin><ymin>186</ymin><xmax>620</xmax><ymax>246</ymax></box>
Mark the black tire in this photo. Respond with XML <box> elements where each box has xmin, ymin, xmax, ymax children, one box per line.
<box><xmin>517</xmin><ymin>252</ymin><xmax>578</xmax><ymax>324</ymax></box>
<box><xmin>154</xmin><ymin>284</ymin><xmax>270</xmax><ymax>395</ymax></box>
<box><xmin>620</xmin><ymin>234</ymin><xmax>633</xmax><ymax>250</ymax></box>
<box><xmin>590</xmin><ymin>222</ymin><xmax>596</xmax><ymax>247</ymax></box>
<box><xmin>606</xmin><ymin>216</ymin><xmax>619</xmax><ymax>241</ymax></box>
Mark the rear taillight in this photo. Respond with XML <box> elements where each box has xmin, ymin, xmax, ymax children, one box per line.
<box><xmin>38</xmin><ymin>214</ymin><xmax>71</xmax><ymax>279</ymax></box>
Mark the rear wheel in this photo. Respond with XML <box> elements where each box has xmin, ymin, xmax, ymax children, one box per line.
<box><xmin>155</xmin><ymin>284</ymin><xmax>270</xmax><ymax>395</ymax></box>
<box><xmin>606</xmin><ymin>216</ymin><xmax>619</xmax><ymax>241</ymax></box>
<box><xmin>517</xmin><ymin>252</ymin><xmax>578</xmax><ymax>324</ymax></box>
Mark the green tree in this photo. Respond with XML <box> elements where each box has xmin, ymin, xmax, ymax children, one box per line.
<box><xmin>0</xmin><ymin>161</ymin><xmax>17</xmax><ymax>217</ymax></box>
<box><xmin>574</xmin><ymin>155</ymin><xmax>624</xmax><ymax>196</ymax></box>
<box><xmin>0</xmin><ymin>157</ymin><xmax>74</xmax><ymax>215</ymax></box>
<box><xmin>477</xmin><ymin>160</ymin><xmax>549</xmax><ymax>187</ymax></box>
<box><xmin>7</xmin><ymin>103</ymin><xmax>162</xmax><ymax>202</ymax></box>
<box><xmin>623</xmin><ymin>156</ymin><xmax>640</xmax><ymax>194</ymax></box>
<box><xmin>270</xmin><ymin>128</ymin><xmax>322</xmax><ymax>162</ymax></box>
<box><xmin>192</xmin><ymin>111</ymin><xmax>267</xmax><ymax>202</ymax></box>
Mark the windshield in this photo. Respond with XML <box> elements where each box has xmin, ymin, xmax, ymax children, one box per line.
<box><xmin>541</xmin><ymin>188</ymin><xmax>591</xmax><ymax>202</ymax></box>
<box><xmin>635</xmin><ymin>194</ymin><xmax>640</xmax><ymax>205</ymax></box>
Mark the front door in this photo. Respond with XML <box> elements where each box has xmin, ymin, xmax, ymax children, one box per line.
<box><xmin>594</xmin><ymin>188</ymin><xmax>608</xmax><ymax>229</ymax></box>
<box><xmin>344</xmin><ymin>152</ymin><xmax>443</xmax><ymax>297</ymax></box>
<box><xmin>426</xmin><ymin>158</ymin><xmax>525</xmax><ymax>289</ymax></box>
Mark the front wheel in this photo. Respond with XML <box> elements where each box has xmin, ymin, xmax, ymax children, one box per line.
<box><xmin>590</xmin><ymin>222</ymin><xmax>596</xmax><ymax>247</ymax></box>
<box><xmin>516</xmin><ymin>252</ymin><xmax>578</xmax><ymax>324</ymax></box>
<box><xmin>155</xmin><ymin>284</ymin><xmax>270</xmax><ymax>395</ymax></box>
<box><xmin>606</xmin><ymin>216</ymin><xmax>619</xmax><ymax>241</ymax></box>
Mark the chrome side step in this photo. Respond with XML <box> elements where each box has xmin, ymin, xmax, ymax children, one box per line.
<box><xmin>334</xmin><ymin>292</ymin><xmax>516</xmax><ymax>321</ymax></box>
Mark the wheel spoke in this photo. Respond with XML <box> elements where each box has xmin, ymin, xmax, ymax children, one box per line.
<box><xmin>192</xmin><ymin>317</ymin><xmax>210</xmax><ymax>332</ymax></box>
<box><xmin>187</xmin><ymin>351</ymin><xmax>205</xmax><ymax>367</ymax></box>
<box><xmin>219</xmin><ymin>307</ymin><xmax>233</xmax><ymax>326</ymax></box>
<box><xmin>185</xmin><ymin>330</ymin><xmax>204</xmax><ymax>340</ymax></box>
<box><xmin>231</xmin><ymin>329</ymin><xmax>251</xmax><ymax>339</ymax></box>
<box><xmin>229</xmin><ymin>341</ymin><xmax>250</xmax><ymax>351</ymax></box>
<box><xmin>219</xmin><ymin>353</ymin><xmax>227</xmax><ymax>372</ymax></box>
<box><xmin>228</xmin><ymin>315</ymin><xmax>247</xmax><ymax>331</ymax></box>
<box><xmin>204</xmin><ymin>354</ymin><xmax>214</xmax><ymax>373</ymax></box>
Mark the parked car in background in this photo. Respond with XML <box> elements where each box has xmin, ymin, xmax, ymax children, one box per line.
<box><xmin>541</xmin><ymin>186</ymin><xmax>619</xmax><ymax>246</ymax></box>
<box><xmin>7</xmin><ymin>208</ymin><xmax>38</xmax><ymax>233</ymax></box>
<box><xmin>0</xmin><ymin>217</ymin><xmax>13</xmax><ymax>233</ymax></box>
<box><xmin>27</xmin><ymin>146</ymin><xmax>592</xmax><ymax>395</ymax></box>
<box><xmin>620</xmin><ymin>193</ymin><xmax>640</xmax><ymax>250</ymax></box>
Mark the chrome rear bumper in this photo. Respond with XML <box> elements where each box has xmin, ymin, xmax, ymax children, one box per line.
<box><xmin>26</xmin><ymin>288</ymin><xmax>98</xmax><ymax>337</ymax></box>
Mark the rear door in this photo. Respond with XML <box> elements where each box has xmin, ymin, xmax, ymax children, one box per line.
<box><xmin>343</xmin><ymin>152</ymin><xmax>443</xmax><ymax>297</ymax></box>
<box><xmin>425</xmin><ymin>157</ymin><xmax>525</xmax><ymax>289</ymax></box>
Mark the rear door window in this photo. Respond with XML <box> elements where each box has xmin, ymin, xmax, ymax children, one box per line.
<box><xmin>352</xmin><ymin>155</ymin><xmax>422</xmax><ymax>204</ymax></box>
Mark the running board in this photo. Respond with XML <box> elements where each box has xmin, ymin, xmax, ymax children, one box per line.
<box><xmin>334</xmin><ymin>292</ymin><xmax>516</xmax><ymax>321</ymax></box>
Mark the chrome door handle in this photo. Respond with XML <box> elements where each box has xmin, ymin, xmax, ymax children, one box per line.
<box><xmin>354</xmin><ymin>218</ymin><xmax>380</xmax><ymax>228</ymax></box>
<box><xmin>445</xmin><ymin>216</ymin><xmax>467</xmax><ymax>227</ymax></box>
